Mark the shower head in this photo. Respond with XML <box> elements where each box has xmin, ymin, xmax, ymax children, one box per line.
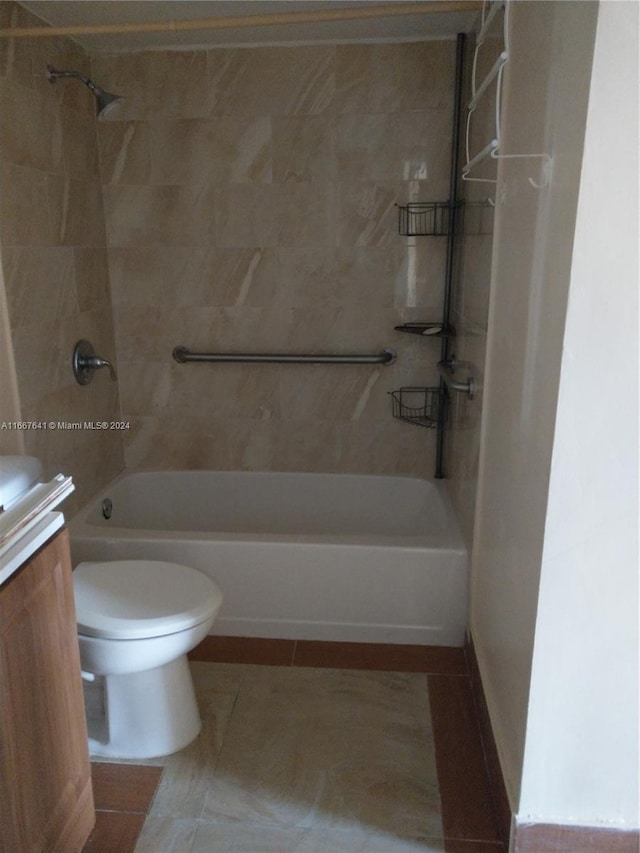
<box><xmin>46</xmin><ymin>64</ymin><xmax>123</xmax><ymax>118</ymax></box>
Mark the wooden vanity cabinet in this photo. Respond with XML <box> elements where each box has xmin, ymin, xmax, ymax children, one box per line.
<box><xmin>0</xmin><ymin>527</ymin><xmax>94</xmax><ymax>853</ymax></box>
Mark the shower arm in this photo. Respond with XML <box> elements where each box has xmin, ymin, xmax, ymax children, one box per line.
<box><xmin>47</xmin><ymin>66</ymin><xmax>93</xmax><ymax>90</ymax></box>
<box><xmin>46</xmin><ymin>65</ymin><xmax>123</xmax><ymax>117</ymax></box>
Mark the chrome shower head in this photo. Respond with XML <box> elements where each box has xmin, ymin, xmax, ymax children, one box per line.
<box><xmin>46</xmin><ymin>64</ymin><xmax>123</xmax><ymax>118</ymax></box>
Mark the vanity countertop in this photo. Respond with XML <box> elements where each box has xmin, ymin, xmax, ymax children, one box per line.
<box><xmin>0</xmin><ymin>470</ymin><xmax>74</xmax><ymax>586</ymax></box>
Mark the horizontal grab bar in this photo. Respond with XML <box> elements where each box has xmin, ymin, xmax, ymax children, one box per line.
<box><xmin>437</xmin><ymin>358</ymin><xmax>476</xmax><ymax>400</ymax></box>
<box><xmin>173</xmin><ymin>346</ymin><xmax>397</xmax><ymax>366</ymax></box>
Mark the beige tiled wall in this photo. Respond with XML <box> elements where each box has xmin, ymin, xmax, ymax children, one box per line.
<box><xmin>0</xmin><ymin>2</ymin><xmax>124</xmax><ymax>513</ymax></box>
<box><xmin>94</xmin><ymin>42</ymin><xmax>457</xmax><ymax>474</ymax></box>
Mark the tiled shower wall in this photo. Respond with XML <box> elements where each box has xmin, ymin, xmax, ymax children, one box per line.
<box><xmin>94</xmin><ymin>42</ymin><xmax>457</xmax><ymax>474</ymax></box>
<box><xmin>0</xmin><ymin>2</ymin><xmax>124</xmax><ymax>513</ymax></box>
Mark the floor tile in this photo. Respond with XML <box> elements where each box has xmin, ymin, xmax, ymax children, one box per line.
<box><xmin>191</xmin><ymin>821</ymin><xmax>450</xmax><ymax>852</ymax></box>
<box><xmin>133</xmin><ymin>816</ymin><xmax>200</xmax><ymax>853</ymax></box>
<box><xmin>201</xmin><ymin>666</ymin><xmax>443</xmax><ymax>839</ymax></box>
<box><xmin>85</xmin><ymin>659</ymin><xmax>504</xmax><ymax>853</ymax></box>
<box><xmin>428</xmin><ymin>675</ymin><xmax>501</xmax><ymax>844</ymax></box>
<box><xmin>189</xmin><ymin>636</ymin><xmax>469</xmax><ymax>674</ymax></box>
<box><xmin>189</xmin><ymin>635</ymin><xmax>296</xmax><ymax>665</ymax></box>
<box><xmin>294</xmin><ymin>641</ymin><xmax>467</xmax><ymax>674</ymax></box>
<box><xmin>444</xmin><ymin>842</ymin><xmax>505</xmax><ymax>853</ymax></box>
<box><xmin>91</xmin><ymin>762</ymin><xmax>163</xmax><ymax>813</ymax></box>
<box><xmin>83</xmin><ymin>811</ymin><xmax>146</xmax><ymax>853</ymax></box>
<box><xmin>148</xmin><ymin>662</ymin><xmax>242</xmax><ymax>819</ymax></box>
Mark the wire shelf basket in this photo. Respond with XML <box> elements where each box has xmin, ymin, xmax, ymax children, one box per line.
<box><xmin>389</xmin><ymin>386</ymin><xmax>441</xmax><ymax>429</ymax></box>
<box><xmin>394</xmin><ymin>322</ymin><xmax>455</xmax><ymax>338</ymax></box>
<box><xmin>396</xmin><ymin>202</ymin><xmax>463</xmax><ymax>237</ymax></box>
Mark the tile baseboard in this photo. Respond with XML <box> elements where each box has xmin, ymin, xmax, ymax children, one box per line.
<box><xmin>428</xmin><ymin>673</ymin><xmax>503</xmax><ymax>845</ymax></box>
<box><xmin>512</xmin><ymin>822</ymin><xmax>640</xmax><ymax>853</ymax></box>
<box><xmin>465</xmin><ymin>632</ymin><xmax>513</xmax><ymax>848</ymax></box>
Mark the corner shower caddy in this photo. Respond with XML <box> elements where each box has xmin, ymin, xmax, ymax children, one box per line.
<box><xmin>390</xmin><ymin>195</ymin><xmax>469</xmax><ymax>441</ymax></box>
<box><xmin>390</xmin><ymin>33</ymin><xmax>472</xmax><ymax>479</ymax></box>
<box><xmin>391</xmin><ymin>199</ymin><xmax>463</xmax><ymax>432</ymax></box>
<box><xmin>396</xmin><ymin>201</ymin><xmax>464</xmax><ymax>238</ymax></box>
<box><xmin>389</xmin><ymin>387</ymin><xmax>440</xmax><ymax>430</ymax></box>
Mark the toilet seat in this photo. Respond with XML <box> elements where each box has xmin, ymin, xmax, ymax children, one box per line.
<box><xmin>74</xmin><ymin>559</ymin><xmax>222</xmax><ymax>641</ymax></box>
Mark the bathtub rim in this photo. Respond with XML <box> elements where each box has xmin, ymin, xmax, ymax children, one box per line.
<box><xmin>69</xmin><ymin>468</ymin><xmax>466</xmax><ymax>551</ymax></box>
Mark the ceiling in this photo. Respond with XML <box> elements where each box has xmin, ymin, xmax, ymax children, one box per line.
<box><xmin>19</xmin><ymin>1</ymin><xmax>481</xmax><ymax>53</ymax></box>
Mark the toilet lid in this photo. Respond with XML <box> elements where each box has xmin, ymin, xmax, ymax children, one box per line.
<box><xmin>74</xmin><ymin>560</ymin><xmax>223</xmax><ymax>640</ymax></box>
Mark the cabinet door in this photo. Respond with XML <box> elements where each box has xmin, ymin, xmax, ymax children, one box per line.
<box><xmin>0</xmin><ymin>528</ymin><xmax>94</xmax><ymax>853</ymax></box>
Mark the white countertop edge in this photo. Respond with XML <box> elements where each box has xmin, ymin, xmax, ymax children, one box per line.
<box><xmin>0</xmin><ymin>476</ymin><xmax>74</xmax><ymax>552</ymax></box>
<box><xmin>0</xmin><ymin>512</ymin><xmax>65</xmax><ymax>587</ymax></box>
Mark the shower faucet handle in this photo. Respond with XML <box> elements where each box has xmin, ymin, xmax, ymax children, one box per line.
<box><xmin>72</xmin><ymin>340</ymin><xmax>117</xmax><ymax>385</ymax></box>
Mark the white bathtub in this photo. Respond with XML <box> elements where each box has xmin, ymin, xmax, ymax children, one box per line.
<box><xmin>69</xmin><ymin>471</ymin><xmax>468</xmax><ymax>646</ymax></box>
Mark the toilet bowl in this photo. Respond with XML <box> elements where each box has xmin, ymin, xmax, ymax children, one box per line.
<box><xmin>73</xmin><ymin>559</ymin><xmax>222</xmax><ymax>759</ymax></box>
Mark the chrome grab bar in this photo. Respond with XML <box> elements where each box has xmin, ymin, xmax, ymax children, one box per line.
<box><xmin>173</xmin><ymin>346</ymin><xmax>397</xmax><ymax>366</ymax></box>
<box><xmin>437</xmin><ymin>357</ymin><xmax>476</xmax><ymax>400</ymax></box>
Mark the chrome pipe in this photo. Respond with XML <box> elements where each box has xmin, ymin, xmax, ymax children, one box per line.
<box><xmin>437</xmin><ymin>358</ymin><xmax>476</xmax><ymax>400</ymax></box>
<box><xmin>173</xmin><ymin>346</ymin><xmax>397</xmax><ymax>366</ymax></box>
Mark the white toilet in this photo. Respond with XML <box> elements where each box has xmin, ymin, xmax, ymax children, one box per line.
<box><xmin>73</xmin><ymin>559</ymin><xmax>222</xmax><ymax>759</ymax></box>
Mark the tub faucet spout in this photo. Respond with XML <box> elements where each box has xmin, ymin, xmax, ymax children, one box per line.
<box><xmin>85</xmin><ymin>355</ymin><xmax>117</xmax><ymax>381</ymax></box>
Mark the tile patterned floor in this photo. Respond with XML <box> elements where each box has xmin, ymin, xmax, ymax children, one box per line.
<box><xmin>84</xmin><ymin>640</ymin><xmax>505</xmax><ymax>853</ymax></box>
<box><xmin>83</xmin><ymin>763</ymin><xmax>163</xmax><ymax>853</ymax></box>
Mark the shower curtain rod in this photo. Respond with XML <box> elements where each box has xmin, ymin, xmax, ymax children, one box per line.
<box><xmin>0</xmin><ymin>2</ymin><xmax>483</xmax><ymax>39</ymax></box>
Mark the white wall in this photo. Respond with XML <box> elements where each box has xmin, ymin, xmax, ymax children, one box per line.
<box><xmin>518</xmin><ymin>0</ymin><xmax>639</xmax><ymax>828</ymax></box>
<box><xmin>469</xmin><ymin>0</ymin><xmax>598</xmax><ymax>808</ymax></box>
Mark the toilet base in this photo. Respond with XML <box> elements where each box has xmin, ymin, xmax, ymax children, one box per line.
<box><xmin>85</xmin><ymin>654</ymin><xmax>201</xmax><ymax>759</ymax></box>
